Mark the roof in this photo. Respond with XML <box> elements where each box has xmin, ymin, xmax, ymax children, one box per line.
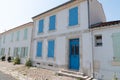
<box><xmin>32</xmin><ymin>0</ymin><xmax>78</xmax><ymax>19</ymax></box>
<box><xmin>1</xmin><ymin>22</ymin><xmax>33</xmax><ymax>35</ymax></box>
<box><xmin>90</xmin><ymin>20</ymin><xmax>120</xmax><ymax>29</ymax></box>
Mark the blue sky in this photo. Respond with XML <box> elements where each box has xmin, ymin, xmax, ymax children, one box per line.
<box><xmin>0</xmin><ymin>0</ymin><xmax>120</xmax><ymax>33</ymax></box>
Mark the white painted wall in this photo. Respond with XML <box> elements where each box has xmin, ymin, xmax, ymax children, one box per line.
<box><xmin>89</xmin><ymin>0</ymin><xmax>106</xmax><ymax>25</ymax></box>
<box><xmin>92</xmin><ymin>24</ymin><xmax>120</xmax><ymax>80</ymax></box>
<box><xmin>82</xmin><ymin>32</ymin><xmax>93</xmax><ymax>76</ymax></box>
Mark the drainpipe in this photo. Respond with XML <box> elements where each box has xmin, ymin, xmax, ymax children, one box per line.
<box><xmin>87</xmin><ymin>0</ymin><xmax>94</xmax><ymax>78</ymax></box>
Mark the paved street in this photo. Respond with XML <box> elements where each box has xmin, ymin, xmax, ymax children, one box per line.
<box><xmin>0</xmin><ymin>71</ymin><xmax>16</xmax><ymax>80</ymax></box>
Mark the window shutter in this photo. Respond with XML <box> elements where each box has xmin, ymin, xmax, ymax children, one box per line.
<box><xmin>112</xmin><ymin>33</ymin><xmax>120</xmax><ymax>61</ymax></box>
<box><xmin>36</xmin><ymin>42</ymin><xmax>42</xmax><ymax>57</ymax></box>
<box><xmin>69</xmin><ymin>7</ymin><xmax>78</xmax><ymax>26</ymax></box>
<box><xmin>49</xmin><ymin>15</ymin><xmax>56</xmax><ymax>30</ymax></box>
<box><xmin>48</xmin><ymin>40</ymin><xmax>55</xmax><ymax>58</ymax></box>
<box><xmin>38</xmin><ymin>19</ymin><xmax>44</xmax><ymax>33</ymax></box>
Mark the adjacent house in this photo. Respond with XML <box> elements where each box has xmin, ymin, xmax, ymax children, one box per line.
<box><xmin>0</xmin><ymin>22</ymin><xmax>33</xmax><ymax>64</ymax></box>
<box><xmin>90</xmin><ymin>20</ymin><xmax>120</xmax><ymax>79</ymax></box>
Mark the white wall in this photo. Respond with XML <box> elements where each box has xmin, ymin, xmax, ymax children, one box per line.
<box><xmin>89</xmin><ymin>0</ymin><xmax>106</xmax><ymax>25</ymax></box>
<box><xmin>82</xmin><ymin>32</ymin><xmax>93</xmax><ymax>76</ymax></box>
<box><xmin>0</xmin><ymin>24</ymin><xmax>33</xmax><ymax>64</ymax></box>
<box><xmin>92</xmin><ymin>24</ymin><xmax>120</xmax><ymax>80</ymax></box>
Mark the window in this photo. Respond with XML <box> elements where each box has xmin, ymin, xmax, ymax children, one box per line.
<box><xmin>48</xmin><ymin>40</ymin><xmax>55</xmax><ymax>58</ymax></box>
<box><xmin>21</xmin><ymin>47</ymin><xmax>28</xmax><ymax>58</ymax></box>
<box><xmin>69</xmin><ymin>7</ymin><xmax>78</xmax><ymax>26</ymax></box>
<box><xmin>0</xmin><ymin>48</ymin><xmax>5</xmax><ymax>56</ymax></box>
<box><xmin>36</xmin><ymin>41</ymin><xmax>42</xmax><ymax>57</ymax></box>
<box><xmin>38</xmin><ymin>19</ymin><xmax>44</xmax><ymax>33</ymax></box>
<box><xmin>16</xmin><ymin>31</ymin><xmax>20</xmax><ymax>41</ymax></box>
<box><xmin>112</xmin><ymin>33</ymin><xmax>120</xmax><ymax>62</ymax></box>
<box><xmin>14</xmin><ymin>48</ymin><xmax>19</xmax><ymax>57</ymax></box>
<box><xmin>95</xmin><ymin>35</ymin><xmax>102</xmax><ymax>46</ymax></box>
<box><xmin>49</xmin><ymin>15</ymin><xmax>56</xmax><ymax>30</ymax></box>
<box><xmin>3</xmin><ymin>36</ymin><xmax>6</xmax><ymax>44</ymax></box>
<box><xmin>11</xmin><ymin>33</ymin><xmax>14</xmax><ymax>42</ymax></box>
<box><xmin>24</xmin><ymin>28</ymin><xmax>28</xmax><ymax>40</ymax></box>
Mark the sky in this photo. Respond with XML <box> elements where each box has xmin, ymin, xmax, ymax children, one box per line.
<box><xmin>0</xmin><ymin>0</ymin><xmax>120</xmax><ymax>33</ymax></box>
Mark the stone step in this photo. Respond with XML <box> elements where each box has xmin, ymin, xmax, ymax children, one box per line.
<box><xmin>61</xmin><ymin>69</ymin><xmax>84</xmax><ymax>76</ymax></box>
<box><xmin>57</xmin><ymin>70</ymin><xmax>89</xmax><ymax>79</ymax></box>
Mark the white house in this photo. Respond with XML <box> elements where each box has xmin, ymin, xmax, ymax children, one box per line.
<box><xmin>0</xmin><ymin>0</ymin><xmax>119</xmax><ymax>79</ymax></box>
<box><xmin>31</xmin><ymin>0</ymin><xmax>106</xmax><ymax>78</ymax></box>
<box><xmin>0</xmin><ymin>22</ymin><xmax>33</xmax><ymax>64</ymax></box>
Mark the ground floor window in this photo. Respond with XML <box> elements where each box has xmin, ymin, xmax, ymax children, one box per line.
<box><xmin>112</xmin><ymin>33</ymin><xmax>120</xmax><ymax>62</ymax></box>
<box><xmin>48</xmin><ymin>40</ymin><xmax>55</xmax><ymax>58</ymax></box>
<box><xmin>0</xmin><ymin>48</ymin><xmax>5</xmax><ymax>56</ymax></box>
<box><xmin>14</xmin><ymin>47</ymin><xmax>20</xmax><ymax>57</ymax></box>
<box><xmin>36</xmin><ymin>41</ymin><xmax>42</xmax><ymax>57</ymax></box>
<box><xmin>21</xmin><ymin>47</ymin><xmax>28</xmax><ymax>58</ymax></box>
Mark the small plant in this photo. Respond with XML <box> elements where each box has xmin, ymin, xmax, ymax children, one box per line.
<box><xmin>13</xmin><ymin>57</ymin><xmax>20</xmax><ymax>65</ymax></box>
<box><xmin>7</xmin><ymin>56</ymin><xmax>11</xmax><ymax>62</ymax></box>
<box><xmin>25</xmin><ymin>59</ymin><xmax>32</xmax><ymax>67</ymax></box>
<box><xmin>1</xmin><ymin>56</ymin><xmax>5</xmax><ymax>61</ymax></box>
<box><xmin>77</xmin><ymin>78</ymin><xmax>81</xmax><ymax>80</ymax></box>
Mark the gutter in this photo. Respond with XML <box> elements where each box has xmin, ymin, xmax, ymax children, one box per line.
<box><xmin>87</xmin><ymin>0</ymin><xmax>94</xmax><ymax>78</ymax></box>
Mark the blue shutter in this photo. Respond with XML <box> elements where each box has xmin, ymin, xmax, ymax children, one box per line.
<box><xmin>49</xmin><ymin>15</ymin><xmax>56</xmax><ymax>30</ymax></box>
<box><xmin>69</xmin><ymin>7</ymin><xmax>78</xmax><ymax>26</ymax></box>
<box><xmin>38</xmin><ymin>19</ymin><xmax>44</xmax><ymax>33</ymax></box>
<box><xmin>48</xmin><ymin>40</ymin><xmax>55</xmax><ymax>58</ymax></box>
<box><xmin>36</xmin><ymin>42</ymin><xmax>42</xmax><ymax>57</ymax></box>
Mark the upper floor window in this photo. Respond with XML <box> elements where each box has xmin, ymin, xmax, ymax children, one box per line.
<box><xmin>69</xmin><ymin>7</ymin><xmax>78</xmax><ymax>26</ymax></box>
<box><xmin>16</xmin><ymin>31</ymin><xmax>20</xmax><ymax>41</ymax></box>
<box><xmin>38</xmin><ymin>19</ymin><xmax>44</xmax><ymax>33</ymax></box>
<box><xmin>95</xmin><ymin>35</ymin><xmax>102</xmax><ymax>47</ymax></box>
<box><xmin>24</xmin><ymin>28</ymin><xmax>28</xmax><ymax>40</ymax></box>
<box><xmin>49</xmin><ymin>15</ymin><xmax>56</xmax><ymax>31</ymax></box>
<box><xmin>3</xmin><ymin>36</ymin><xmax>6</xmax><ymax>44</ymax></box>
<box><xmin>11</xmin><ymin>33</ymin><xmax>14</xmax><ymax>42</ymax></box>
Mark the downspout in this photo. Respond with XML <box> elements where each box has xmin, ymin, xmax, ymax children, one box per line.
<box><xmin>87</xmin><ymin>0</ymin><xmax>94</xmax><ymax>78</ymax></box>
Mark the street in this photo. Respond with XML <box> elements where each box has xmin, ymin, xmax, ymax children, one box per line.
<box><xmin>0</xmin><ymin>71</ymin><xmax>16</xmax><ymax>80</ymax></box>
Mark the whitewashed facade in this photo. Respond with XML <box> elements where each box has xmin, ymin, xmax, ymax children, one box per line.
<box><xmin>31</xmin><ymin>0</ymin><xmax>106</xmax><ymax>78</ymax></box>
<box><xmin>0</xmin><ymin>22</ymin><xmax>33</xmax><ymax>64</ymax></box>
<box><xmin>0</xmin><ymin>0</ymin><xmax>119</xmax><ymax>79</ymax></box>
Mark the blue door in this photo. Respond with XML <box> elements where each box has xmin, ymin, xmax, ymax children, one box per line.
<box><xmin>69</xmin><ymin>39</ymin><xmax>80</xmax><ymax>70</ymax></box>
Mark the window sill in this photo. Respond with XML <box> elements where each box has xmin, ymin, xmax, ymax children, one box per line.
<box><xmin>37</xmin><ymin>32</ymin><xmax>44</xmax><ymax>35</ymax></box>
<box><xmin>48</xmin><ymin>29</ymin><xmax>56</xmax><ymax>33</ymax></box>
<box><xmin>47</xmin><ymin>57</ymin><xmax>56</xmax><ymax>61</ymax></box>
<box><xmin>111</xmin><ymin>61</ymin><xmax>120</xmax><ymax>66</ymax></box>
<box><xmin>36</xmin><ymin>56</ymin><xmax>43</xmax><ymax>59</ymax></box>
<box><xmin>67</xmin><ymin>24</ymin><xmax>80</xmax><ymax>29</ymax></box>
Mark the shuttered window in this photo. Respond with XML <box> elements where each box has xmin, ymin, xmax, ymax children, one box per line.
<box><xmin>48</xmin><ymin>40</ymin><xmax>55</xmax><ymax>58</ymax></box>
<box><xmin>16</xmin><ymin>31</ymin><xmax>20</xmax><ymax>41</ymax></box>
<box><xmin>21</xmin><ymin>47</ymin><xmax>28</xmax><ymax>58</ymax></box>
<box><xmin>49</xmin><ymin>15</ymin><xmax>56</xmax><ymax>30</ymax></box>
<box><xmin>24</xmin><ymin>28</ymin><xmax>28</xmax><ymax>40</ymax></box>
<box><xmin>38</xmin><ymin>19</ymin><xmax>44</xmax><ymax>33</ymax></box>
<box><xmin>69</xmin><ymin>7</ymin><xmax>78</xmax><ymax>26</ymax></box>
<box><xmin>112</xmin><ymin>33</ymin><xmax>120</xmax><ymax>62</ymax></box>
<box><xmin>36</xmin><ymin>42</ymin><xmax>42</xmax><ymax>57</ymax></box>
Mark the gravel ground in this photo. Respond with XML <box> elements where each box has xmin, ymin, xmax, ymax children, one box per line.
<box><xmin>0</xmin><ymin>71</ymin><xmax>16</xmax><ymax>80</ymax></box>
<box><xmin>0</xmin><ymin>61</ymin><xmax>77</xmax><ymax>80</ymax></box>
